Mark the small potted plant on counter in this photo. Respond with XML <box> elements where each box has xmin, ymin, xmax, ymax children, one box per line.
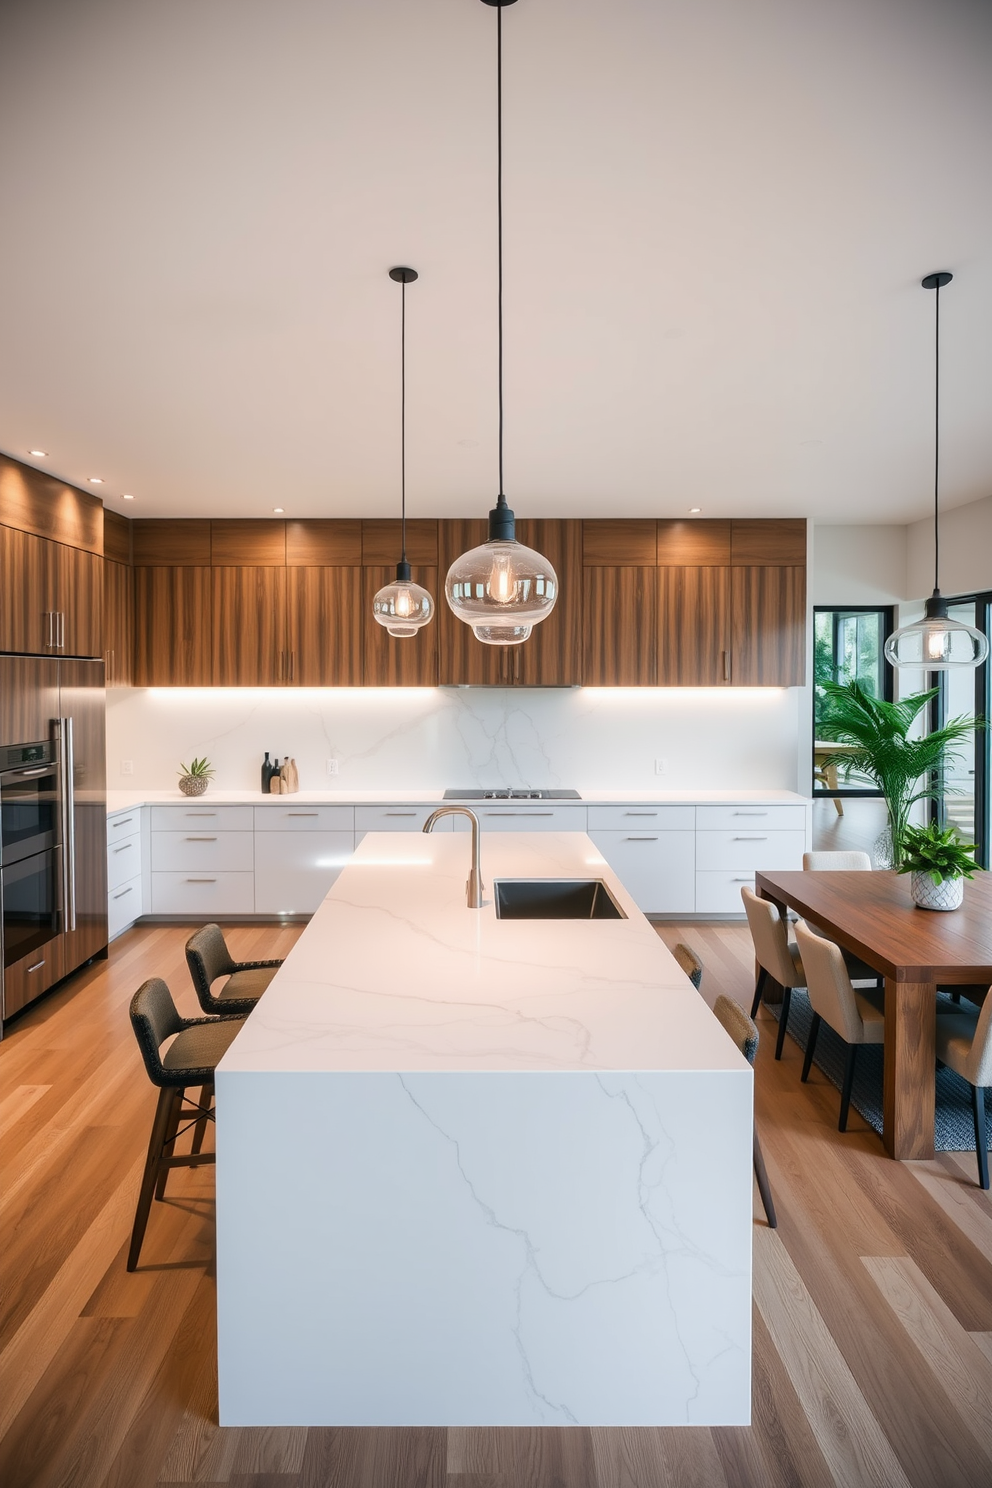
<box><xmin>896</xmin><ymin>820</ymin><xmax>979</xmax><ymax>911</ymax></box>
<box><xmin>178</xmin><ymin>756</ymin><xmax>214</xmax><ymax>797</ymax></box>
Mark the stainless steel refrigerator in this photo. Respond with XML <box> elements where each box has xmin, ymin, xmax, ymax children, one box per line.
<box><xmin>0</xmin><ymin>656</ymin><xmax>107</xmax><ymax>1026</ymax></box>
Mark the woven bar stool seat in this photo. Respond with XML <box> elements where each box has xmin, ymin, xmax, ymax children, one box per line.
<box><xmin>185</xmin><ymin>922</ymin><xmax>283</xmax><ymax>1016</ymax></box>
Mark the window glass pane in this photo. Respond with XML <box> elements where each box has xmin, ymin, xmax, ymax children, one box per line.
<box><xmin>943</xmin><ymin>602</ymin><xmax>979</xmax><ymax>845</ymax></box>
<box><xmin>813</xmin><ymin>608</ymin><xmax>886</xmax><ymax>794</ymax></box>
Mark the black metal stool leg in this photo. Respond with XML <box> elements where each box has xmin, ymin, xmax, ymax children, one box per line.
<box><xmin>155</xmin><ymin>1087</ymin><xmax>184</xmax><ymax>1199</ymax></box>
<box><xmin>129</xmin><ymin>1087</ymin><xmax>179</xmax><ymax>1271</ymax></box>
<box><xmin>190</xmin><ymin>1083</ymin><xmax>213</xmax><ymax>1158</ymax></box>
<box><xmin>753</xmin><ymin>1129</ymin><xmax>777</xmax><ymax>1228</ymax></box>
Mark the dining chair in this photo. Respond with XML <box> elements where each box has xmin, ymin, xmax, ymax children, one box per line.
<box><xmin>712</xmin><ymin>994</ymin><xmax>777</xmax><ymax>1228</ymax></box>
<box><xmin>802</xmin><ymin>850</ymin><xmax>872</xmax><ymax>871</ymax></box>
<box><xmin>793</xmin><ymin>921</ymin><xmax>885</xmax><ymax>1132</ymax></box>
<box><xmin>740</xmin><ymin>887</ymin><xmax>806</xmax><ymax>1060</ymax></box>
<box><xmin>935</xmin><ymin>990</ymin><xmax>992</xmax><ymax>1189</ymax></box>
<box><xmin>127</xmin><ymin>977</ymin><xmax>245</xmax><ymax>1270</ymax></box>
<box><xmin>185</xmin><ymin>923</ymin><xmax>283</xmax><ymax>1017</ymax></box>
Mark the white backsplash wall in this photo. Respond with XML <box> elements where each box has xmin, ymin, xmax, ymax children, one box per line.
<box><xmin>107</xmin><ymin>686</ymin><xmax>802</xmax><ymax>794</ymax></box>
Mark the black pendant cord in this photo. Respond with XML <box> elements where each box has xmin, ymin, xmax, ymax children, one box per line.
<box><xmin>401</xmin><ymin>273</ymin><xmax>407</xmax><ymax>567</ymax></box>
<box><xmin>496</xmin><ymin>1</ymin><xmax>505</xmax><ymax>507</ymax></box>
<box><xmin>933</xmin><ymin>277</ymin><xmax>940</xmax><ymax>597</ymax></box>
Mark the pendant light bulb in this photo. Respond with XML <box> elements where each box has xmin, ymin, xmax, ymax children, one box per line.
<box><xmin>372</xmin><ymin>267</ymin><xmax>435</xmax><ymax>639</ymax></box>
<box><xmin>446</xmin><ymin>0</ymin><xmax>558</xmax><ymax>648</ymax></box>
<box><xmin>885</xmin><ymin>272</ymin><xmax>988</xmax><ymax>671</ymax></box>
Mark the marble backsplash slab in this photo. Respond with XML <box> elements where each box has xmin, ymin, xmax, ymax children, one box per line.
<box><xmin>107</xmin><ymin>685</ymin><xmax>803</xmax><ymax>794</ymax></box>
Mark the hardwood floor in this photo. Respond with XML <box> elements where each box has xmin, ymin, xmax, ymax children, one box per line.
<box><xmin>1</xmin><ymin>918</ymin><xmax>990</xmax><ymax>1487</ymax></box>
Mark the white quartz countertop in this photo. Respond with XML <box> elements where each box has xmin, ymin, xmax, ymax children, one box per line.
<box><xmin>107</xmin><ymin>786</ymin><xmax>809</xmax><ymax>811</ymax></box>
<box><xmin>217</xmin><ymin>831</ymin><xmax>748</xmax><ymax>1078</ymax></box>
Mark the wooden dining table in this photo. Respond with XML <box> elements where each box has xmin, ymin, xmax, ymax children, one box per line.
<box><xmin>755</xmin><ymin>868</ymin><xmax>992</xmax><ymax>1160</ymax></box>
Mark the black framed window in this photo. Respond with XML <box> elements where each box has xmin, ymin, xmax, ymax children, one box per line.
<box><xmin>931</xmin><ymin>591</ymin><xmax>991</xmax><ymax>868</ymax></box>
<box><xmin>812</xmin><ymin>606</ymin><xmax>894</xmax><ymax>797</ymax></box>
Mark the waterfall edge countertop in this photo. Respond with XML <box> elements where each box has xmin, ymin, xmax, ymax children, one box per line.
<box><xmin>215</xmin><ymin>832</ymin><xmax>753</xmax><ymax>1429</ymax></box>
<box><xmin>217</xmin><ymin>832</ymin><xmax>748</xmax><ymax>1075</ymax></box>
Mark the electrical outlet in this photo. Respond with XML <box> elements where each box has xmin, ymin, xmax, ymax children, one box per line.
<box><xmin>654</xmin><ymin>757</ymin><xmax>668</xmax><ymax>775</ymax></box>
<box><xmin>121</xmin><ymin>759</ymin><xmax>134</xmax><ymax>775</ymax></box>
<box><xmin>326</xmin><ymin>758</ymin><xmax>339</xmax><ymax>776</ymax></box>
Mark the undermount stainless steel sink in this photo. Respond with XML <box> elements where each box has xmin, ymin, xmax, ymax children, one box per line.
<box><xmin>494</xmin><ymin>879</ymin><xmax>626</xmax><ymax>920</ymax></box>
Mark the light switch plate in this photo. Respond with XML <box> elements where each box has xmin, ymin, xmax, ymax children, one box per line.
<box><xmin>121</xmin><ymin>760</ymin><xmax>134</xmax><ymax>775</ymax></box>
<box><xmin>654</xmin><ymin>757</ymin><xmax>668</xmax><ymax>775</ymax></box>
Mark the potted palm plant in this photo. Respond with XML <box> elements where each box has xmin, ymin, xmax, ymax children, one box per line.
<box><xmin>896</xmin><ymin>821</ymin><xmax>978</xmax><ymax>910</ymax></box>
<box><xmin>816</xmin><ymin>680</ymin><xmax>984</xmax><ymax>868</ymax></box>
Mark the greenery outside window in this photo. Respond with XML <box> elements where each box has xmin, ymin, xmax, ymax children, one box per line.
<box><xmin>813</xmin><ymin>607</ymin><xmax>893</xmax><ymax>796</ymax></box>
<box><xmin>934</xmin><ymin>592</ymin><xmax>990</xmax><ymax>868</ymax></box>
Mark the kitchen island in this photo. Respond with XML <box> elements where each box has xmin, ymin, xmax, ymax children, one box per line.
<box><xmin>216</xmin><ymin>831</ymin><xmax>752</xmax><ymax>1427</ymax></box>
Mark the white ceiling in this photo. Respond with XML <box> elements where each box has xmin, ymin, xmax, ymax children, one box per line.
<box><xmin>1</xmin><ymin>0</ymin><xmax>990</xmax><ymax>526</ymax></box>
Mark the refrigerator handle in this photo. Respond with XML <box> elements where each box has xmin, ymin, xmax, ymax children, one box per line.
<box><xmin>58</xmin><ymin>716</ymin><xmax>76</xmax><ymax>932</ymax></box>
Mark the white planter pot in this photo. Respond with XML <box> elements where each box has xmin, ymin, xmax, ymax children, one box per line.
<box><xmin>910</xmin><ymin>871</ymin><xmax>964</xmax><ymax>911</ymax></box>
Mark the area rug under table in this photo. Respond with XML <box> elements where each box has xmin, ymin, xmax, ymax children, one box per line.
<box><xmin>765</xmin><ymin>989</ymin><xmax>991</xmax><ymax>1152</ymax></box>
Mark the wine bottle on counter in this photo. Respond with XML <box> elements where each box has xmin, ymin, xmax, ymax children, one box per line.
<box><xmin>260</xmin><ymin>752</ymin><xmax>274</xmax><ymax>793</ymax></box>
<box><xmin>269</xmin><ymin>758</ymin><xmax>282</xmax><ymax>793</ymax></box>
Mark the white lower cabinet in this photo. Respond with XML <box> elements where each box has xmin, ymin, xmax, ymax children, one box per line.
<box><xmin>108</xmin><ymin>876</ymin><xmax>143</xmax><ymax>939</ymax></box>
<box><xmin>254</xmin><ymin>831</ymin><xmax>355</xmax><ymax>914</ymax></box>
<box><xmin>588</xmin><ymin>831</ymin><xmax>695</xmax><ymax>914</ymax></box>
<box><xmin>454</xmin><ymin>806</ymin><xmax>586</xmax><ymax>833</ymax></box>
<box><xmin>106</xmin><ymin>807</ymin><xmax>144</xmax><ymax>940</ymax></box>
<box><xmin>151</xmin><ymin>872</ymin><xmax>255</xmax><ymax>916</ymax></box>
<box><xmin>695</xmin><ymin>870</ymin><xmax>762</xmax><ymax>915</ymax></box>
<box><xmin>355</xmin><ymin>805</ymin><xmax>450</xmax><ymax>842</ymax></box>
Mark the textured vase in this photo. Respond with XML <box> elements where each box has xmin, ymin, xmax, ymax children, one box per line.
<box><xmin>178</xmin><ymin>776</ymin><xmax>209</xmax><ymax>797</ymax></box>
<box><xmin>910</xmin><ymin>872</ymin><xmax>964</xmax><ymax>911</ymax></box>
<box><xmin>872</xmin><ymin>825</ymin><xmax>895</xmax><ymax>870</ymax></box>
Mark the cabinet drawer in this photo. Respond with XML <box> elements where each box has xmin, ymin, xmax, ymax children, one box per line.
<box><xmin>151</xmin><ymin>872</ymin><xmax>255</xmax><ymax>915</ymax></box>
<box><xmin>108</xmin><ymin>875</ymin><xmax>143</xmax><ymax>939</ymax></box>
<box><xmin>455</xmin><ymin>806</ymin><xmax>588</xmax><ymax>832</ymax></box>
<box><xmin>3</xmin><ymin>938</ymin><xmax>62</xmax><ymax>1019</ymax></box>
<box><xmin>151</xmin><ymin>831</ymin><xmax>254</xmax><ymax>872</ymax></box>
<box><xmin>588</xmin><ymin>830</ymin><xmax>695</xmax><ymax>914</ymax></box>
<box><xmin>356</xmin><ymin>805</ymin><xmax>451</xmax><ymax>833</ymax></box>
<box><xmin>695</xmin><ymin>871</ymin><xmax>757</xmax><ymax>914</ymax></box>
<box><xmin>108</xmin><ymin>834</ymin><xmax>141</xmax><ymax>890</ymax></box>
<box><xmin>255</xmin><ymin>805</ymin><xmax>355</xmax><ymax>832</ymax></box>
<box><xmin>107</xmin><ymin>810</ymin><xmax>141</xmax><ymax>844</ymax></box>
<box><xmin>587</xmin><ymin>805</ymin><xmax>695</xmax><ymax>832</ymax></box>
<box><xmin>254</xmin><ymin>831</ymin><xmax>354</xmax><ymax>914</ymax></box>
<box><xmin>151</xmin><ymin>805</ymin><xmax>254</xmax><ymax>831</ymax></box>
<box><xmin>695</xmin><ymin>804</ymin><xmax>806</xmax><ymax>832</ymax></box>
<box><xmin>696</xmin><ymin>830</ymin><xmax>806</xmax><ymax>871</ymax></box>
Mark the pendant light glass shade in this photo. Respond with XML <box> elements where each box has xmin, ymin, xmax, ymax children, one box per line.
<box><xmin>372</xmin><ymin>265</ymin><xmax>434</xmax><ymax>639</ymax></box>
<box><xmin>887</xmin><ymin>271</ymin><xmax>987</xmax><ymax>672</ymax></box>
<box><xmin>884</xmin><ymin>595</ymin><xmax>988</xmax><ymax>671</ymax></box>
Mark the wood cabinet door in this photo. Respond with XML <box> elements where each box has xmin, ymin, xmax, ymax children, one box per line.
<box><xmin>657</xmin><ymin>566</ymin><xmax>732</xmax><ymax>685</ymax></box>
<box><xmin>437</xmin><ymin>520</ymin><xmax>504</xmax><ymax>685</ymax></box>
<box><xmin>56</xmin><ymin>545</ymin><xmax>104</xmax><ymax>657</ymax></box>
<box><xmin>133</xmin><ymin>567</ymin><xmax>213</xmax><ymax>686</ymax></box>
<box><xmin>731</xmin><ymin>565</ymin><xmax>806</xmax><ymax>685</ymax></box>
<box><xmin>513</xmin><ymin>519</ymin><xmax>582</xmax><ymax>686</ymax></box>
<box><xmin>212</xmin><ymin>568</ymin><xmax>288</xmax><ymax>685</ymax></box>
<box><xmin>0</xmin><ymin>524</ymin><xmax>54</xmax><ymax>653</ymax></box>
<box><xmin>103</xmin><ymin>559</ymin><xmax>133</xmax><ymax>686</ymax></box>
<box><xmin>362</xmin><ymin>566</ymin><xmax>439</xmax><ymax>686</ymax></box>
<box><xmin>288</xmin><ymin>567</ymin><xmax>364</xmax><ymax>685</ymax></box>
<box><xmin>582</xmin><ymin>567</ymin><xmax>657</xmax><ymax>685</ymax></box>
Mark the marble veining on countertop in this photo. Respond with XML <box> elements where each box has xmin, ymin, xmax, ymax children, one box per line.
<box><xmin>107</xmin><ymin>786</ymin><xmax>810</xmax><ymax>811</ymax></box>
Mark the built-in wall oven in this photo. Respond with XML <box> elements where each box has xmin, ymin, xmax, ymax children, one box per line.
<box><xmin>0</xmin><ymin>740</ymin><xmax>63</xmax><ymax>978</ymax></box>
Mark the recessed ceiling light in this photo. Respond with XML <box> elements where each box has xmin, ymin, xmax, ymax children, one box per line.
<box><xmin>689</xmin><ymin>507</ymin><xmax>701</xmax><ymax>513</ymax></box>
<box><xmin>273</xmin><ymin>507</ymin><xmax>285</xmax><ymax>513</ymax></box>
<box><xmin>28</xmin><ymin>449</ymin><xmax>48</xmax><ymax>457</ymax></box>
<box><xmin>88</xmin><ymin>476</ymin><xmax>104</xmax><ymax>484</ymax></box>
<box><xmin>122</xmin><ymin>493</ymin><xmax>134</xmax><ymax>500</ymax></box>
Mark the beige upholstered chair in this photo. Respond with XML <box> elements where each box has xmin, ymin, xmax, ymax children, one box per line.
<box><xmin>935</xmin><ymin>992</ymin><xmax>992</xmax><ymax>1189</ymax></box>
<box><xmin>185</xmin><ymin>923</ymin><xmax>283</xmax><ymax>1017</ymax></box>
<box><xmin>793</xmin><ymin>921</ymin><xmax>885</xmax><ymax>1132</ymax></box>
<box><xmin>128</xmin><ymin>977</ymin><xmax>245</xmax><ymax>1270</ymax></box>
<box><xmin>712</xmin><ymin>994</ymin><xmax>777</xmax><ymax>1228</ymax></box>
<box><xmin>802</xmin><ymin>850</ymin><xmax>872</xmax><ymax>872</ymax></box>
<box><xmin>741</xmin><ymin>887</ymin><xmax>806</xmax><ymax>1061</ymax></box>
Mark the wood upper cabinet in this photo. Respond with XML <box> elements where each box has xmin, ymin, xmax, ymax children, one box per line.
<box><xmin>133</xmin><ymin>567</ymin><xmax>213</xmax><ymax>686</ymax></box>
<box><xmin>55</xmin><ymin>544</ymin><xmax>103</xmax><ymax>657</ymax></box>
<box><xmin>581</xmin><ymin>522</ymin><xmax>657</xmax><ymax>686</ymax></box>
<box><xmin>212</xmin><ymin>568</ymin><xmax>288</xmax><ymax>685</ymax></box>
<box><xmin>731</xmin><ymin>565</ymin><xmax>806</xmax><ymax>686</ymax></box>
<box><xmin>103</xmin><ymin>560</ymin><xmax>133</xmax><ymax>687</ymax></box>
<box><xmin>0</xmin><ymin>523</ymin><xmax>102</xmax><ymax>657</ymax></box>
<box><xmin>362</xmin><ymin>566</ymin><xmax>438</xmax><ymax>686</ymax></box>
<box><xmin>289</xmin><ymin>567</ymin><xmax>364</xmax><ymax>685</ymax></box>
<box><xmin>657</xmin><ymin>566</ymin><xmax>732</xmax><ymax>685</ymax></box>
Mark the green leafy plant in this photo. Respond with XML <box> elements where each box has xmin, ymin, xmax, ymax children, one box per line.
<box><xmin>816</xmin><ymin>679</ymin><xmax>985</xmax><ymax>867</ymax></box>
<box><xmin>178</xmin><ymin>756</ymin><xmax>214</xmax><ymax>779</ymax></box>
<box><xmin>895</xmin><ymin>821</ymin><xmax>979</xmax><ymax>885</ymax></box>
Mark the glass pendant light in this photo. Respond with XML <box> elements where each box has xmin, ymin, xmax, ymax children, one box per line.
<box><xmin>372</xmin><ymin>267</ymin><xmax>435</xmax><ymax>639</ymax></box>
<box><xmin>884</xmin><ymin>273</ymin><xmax>989</xmax><ymax>671</ymax></box>
<box><xmin>444</xmin><ymin>0</ymin><xmax>558</xmax><ymax>647</ymax></box>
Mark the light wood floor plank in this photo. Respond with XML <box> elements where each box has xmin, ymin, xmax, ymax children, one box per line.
<box><xmin>591</xmin><ymin>1425</ymin><xmax>727</xmax><ymax>1487</ymax></box>
<box><xmin>0</xmin><ymin>1082</ymin><xmax>50</xmax><ymax>1137</ymax></box>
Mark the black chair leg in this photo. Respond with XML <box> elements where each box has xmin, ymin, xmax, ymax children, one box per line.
<box><xmin>838</xmin><ymin>1044</ymin><xmax>859</xmax><ymax>1132</ymax></box>
<box><xmin>753</xmin><ymin>1129</ymin><xmax>777</xmax><ymax>1228</ymax></box>
<box><xmin>801</xmin><ymin>1013</ymin><xmax>821</xmax><ymax>1083</ymax></box>
<box><xmin>750</xmin><ymin>966</ymin><xmax>768</xmax><ymax>1019</ymax></box>
<box><xmin>972</xmin><ymin>1085</ymin><xmax>989</xmax><ymax>1191</ymax></box>
<box><xmin>155</xmin><ymin>1087</ymin><xmax>184</xmax><ymax>1200</ymax></box>
<box><xmin>774</xmin><ymin>986</ymin><xmax>793</xmax><ymax>1060</ymax></box>
<box><xmin>129</xmin><ymin>1087</ymin><xmax>179</xmax><ymax>1271</ymax></box>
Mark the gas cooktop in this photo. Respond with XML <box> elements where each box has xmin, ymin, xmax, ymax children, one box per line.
<box><xmin>443</xmin><ymin>788</ymin><xmax>582</xmax><ymax>801</ymax></box>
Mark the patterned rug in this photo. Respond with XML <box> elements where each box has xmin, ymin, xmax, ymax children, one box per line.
<box><xmin>765</xmin><ymin>988</ymin><xmax>990</xmax><ymax>1153</ymax></box>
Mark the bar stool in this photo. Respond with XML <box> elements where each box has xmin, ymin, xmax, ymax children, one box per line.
<box><xmin>185</xmin><ymin>922</ymin><xmax>283</xmax><ymax>1017</ymax></box>
<box><xmin>127</xmin><ymin>977</ymin><xmax>245</xmax><ymax>1271</ymax></box>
